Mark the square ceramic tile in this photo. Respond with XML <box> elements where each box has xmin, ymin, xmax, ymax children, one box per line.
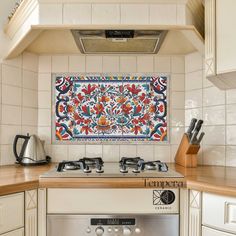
<box><xmin>52</xmin><ymin>145</ymin><xmax>68</xmax><ymax>162</ymax></box>
<box><xmin>170</xmin><ymin>144</ymin><xmax>178</xmax><ymax>162</ymax></box>
<box><xmin>0</xmin><ymin>145</ymin><xmax>16</xmax><ymax>165</ymax></box>
<box><xmin>171</xmin><ymin>91</ymin><xmax>185</xmax><ymax>109</ymax></box>
<box><xmin>203</xmin><ymin>73</ymin><xmax>213</xmax><ymax>88</ymax></box>
<box><xmin>171</xmin><ymin>74</ymin><xmax>185</xmax><ymax>92</ymax></box>
<box><xmin>86</xmin><ymin>145</ymin><xmax>103</xmax><ymax>157</ymax></box>
<box><xmin>121</xmin><ymin>4</ymin><xmax>149</xmax><ymax>24</ymax></box>
<box><xmin>119</xmin><ymin>145</ymin><xmax>137</xmax><ymax>158</ymax></box>
<box><xmin>23</xmin><ymin>70</ymin><xmax>38</xmax><ymax>90</ymax></box>
<box><xmin>38</xmin><ymin>108</ymin><xmax>51</xmax><ymax>126</ymax></box>
<box><xmin>203</xmin><ymin>105</ymin><xmax>225</xmax><ymax>126</ymax></box>
<box><xmin>38</xmin><ymin>73</ymin><xmax>51</xmax><ymax>91</ymax></box>
<box><xmin>185</xmin><ymin>52</ymin><xmax>203</xmax><ymax>73</ymax></box>
<box><xmin>171</xmin><ymin>56</ymin><xmax>185</xmax><ymax>74</ymax></box>
<box><xmin>203</xmin><ymin>87</ymin><xmax>225</xmax><ymax>107</ymax></box>
<box><xmin>38</xmin><ymin>56</ymin><xmax>51</xmax><ymax>73</ymax></box>
<box><xmin>22</xmin><ymin>89</ymin><xmax>38</xmax><ymax>108</ymax></box>
<box><xmin>203</xmin><ymin>126</ymin><xmax>225</xmax><ymax>145</ymax></box>
<box><xmin>226</xmin><ymin>89</ymin><xmax>236</xmax><ymax>104</ymax></box>
<box><xmin>154</xmin><ymin>145</ymin><xmax>171</xmax><ymax>162</ymax></box>
<box><xmin>44</xmin><ymin>144</ymin><xmax>52</xmax><ymax>157</ymax></box>
<box><xmin>2</xmin><ymin>65</ymin><xmax>22</xmax><ymax>87</ymax></box>
<box><xmin>150</xmin><ymin>4</ymin><xmax>176</xmax><ymax>24</ymax></box>
<box><xmin>39</xmin><ymin>4</ymin><xmax>63</xmax><ymax>24</ymax></box>
<box><xmin>102</xmin><ymin>56</ymin><xmax>119</xmax><ymax>73</ymax></box>
<box><xmin>154</xmin><ymin>56</ymin><xmax>171</xmax><ymax>73</ymax></box>
<box><xmin>137</xmin><ymin>145</ymin><xmax>154</xmax><ymax>161</ymax></box>
<box><xmin>22</xmin><ymin>107</ymin><xmax>38</xmax><ymax>126</ymax></box>
<box><xmin>170</xmin><ymin>127</ymin><xmax>185</xmax><ymax>145</ymax></box>
<box><xmin>226</xmin><ymin>125</ymin><xmax>236</xmax><ymax>145</ymax></box>
<box><xmin>68</xmin><ymin>145</ymin><xmax>86</xmax><ymax>160</ymax></box>
<box><xmin>202</xmin><ymin>145</ymin><xmax>225</xmax><ymax>166</ymax></box>
<box><xmin>137</xmin><ymin>56</ymin><xmax>154</xmax><ymax>73</ymax></box>
<box><xmin>52</xmin><ymin>55</ymin><xmax>69</xmax><ymax>73</ymax></box>
<box><xmin>22</xmin><ymin>52</ymin><xmax>38</xmax><ymax>72</ymax></box>
<box><xmin>64</xmin><ymin>4</ymin><xmax>91</xmax><ymax>24</ymax></box>
<box><xmin>185</xmin><ymin>89</ymin><xmax>202</xmax><ymax>109</ymax></box>
<box><xmin>2</xmin><ymin>85</ymin><xmax>22</xmax><ymax>106</ymax></box>
<box><xmin>69</xmin><ymin>55</ymin><xmax>86</xmax><ymax>72</ymax></box>
<box><xmin>226</xmin><ymin>146</ymin><xmax>236</xmax><ymax>167</ymax></box>
<box><xmin>22</xmin><ymin>126</ymin><xmax>38</xmax><ymax>136</ymax></box>
<box><xmin>38</xmin><ymin>126</ymin><xmax>51</xmax><ymax>144</ymax></box>
<box><xmin>38</xmin><ymin>91</ymin><xmax>51</xmax><ymax>109</ymax></box>
<box><xmin>2</xmin><ymin>105</ymin><xmax>22</xmax><ymax>125</ymax></box>
<box><xmin>86</xmin><ymin>56</ymin><xmax>102</xmax><ymax>72</ymax></box>
<box><xmin>92</xmin><ymin>4</ymin><xmax>120</xmax><ymax>24</ymax></box>
<box><xmin>170</xmin><ymin>109</ymin><xmax>185</xmax><ymax>127</ymax></box>
<box><xmin>120</xmin><ymin>56</ymin><xmax>137</xmax><ymax>73</ymax></box>
<box><xmin>2</xmin><ymin>55</ymin><xmax>22</xmax><ymax>68</ymax></box>
<box><xmin>227</xmin><ymin>104</ymin><xmax>236</xmax><ymax>125</ymax></box>
<box><xmin>185</xmin><ymin>70</ymin><xmax>203</xmax><ymax>91</ymax></box>
<box><xmin>102</xmin><ymin>145</ymin><xmax>120</xmax><ymax>162</ymax></box>
<box><xmin>185</xmin><ymin>108</ymin><xmax>203</xmax><ymax>127</ymax></box>
<box><xmin>0</xmin><ymin>125</ymin><xmax>21</xmax><ymax>145</ymax></box>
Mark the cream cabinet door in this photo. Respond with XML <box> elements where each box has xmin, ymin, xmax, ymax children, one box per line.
<box><xmin>202</xmin><ymin>226</ymin><xmax>235</xmax><ymax>236</ymax></box>
<box><xmin>0</xmin><ymin>193</ymin><xmax>24</xmax><ymax>234</ymax></box>
<box><xmin>1</xmin><ymin>228</ymin><xmax>24</xmax><ymax>236</ymax></box>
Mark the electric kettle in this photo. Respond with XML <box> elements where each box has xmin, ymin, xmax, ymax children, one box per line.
<box><xmin>13</xmin><ymin>134</ymin><xmax>51</xmax><ymax>165</ymax></box>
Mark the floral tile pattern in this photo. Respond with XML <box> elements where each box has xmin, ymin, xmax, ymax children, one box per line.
<box><xmin>55</xmin><ymin>75</ymin><xmax>167</xmax><ymax>142</ymax></box>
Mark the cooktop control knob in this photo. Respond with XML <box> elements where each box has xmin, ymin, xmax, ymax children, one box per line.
<box><xmin>123</xmin><ymin>227</ymin><xmax>132</xmax><ymax>235</ymax></box>
<box><xmin>95</xmin><ymin>227</ymin><xmax>104</xmax><ymax>236</ymax></box>
<box><xmin>160</xmin><ymin>190</ymin><xmax>175</xmax><ymax>205</ymax></box>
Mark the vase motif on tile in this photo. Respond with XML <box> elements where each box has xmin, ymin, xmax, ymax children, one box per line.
<box><xmin>55</xmin><ymin>75</ymin><xmax>167</xmax><ymax>142</ymax></box>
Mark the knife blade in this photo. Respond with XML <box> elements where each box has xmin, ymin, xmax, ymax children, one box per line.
<box><xmin>190</xmin><ymin>119</ymin><xmax>204</xmax><ymax>144</ymax></box>
<box><xmin>196</xmin><ymin>132</ymin><xmax>205</xmax><ymax>144</ymax></box>
<box><xmin>186</xmin><ymin>118</ymin><xmax>197</xmax><ymax>139</ymax></box>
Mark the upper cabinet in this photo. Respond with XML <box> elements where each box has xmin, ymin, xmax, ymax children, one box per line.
<box><xmin>205</xmin><ymin>0</ymin><xmax>236</xmax><ymax>89</ymax></box>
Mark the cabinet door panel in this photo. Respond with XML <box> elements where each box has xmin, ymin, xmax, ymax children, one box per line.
<box><xmin>202</xmin><ymin>226</ymin><xmax>235</xmax><ymax>236</ymax></box>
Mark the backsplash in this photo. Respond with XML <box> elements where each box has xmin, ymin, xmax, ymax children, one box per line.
<box><xmin>54</xmin><ymin>75</ymin><xmax>167</xmax><ymax>142</ymax></box>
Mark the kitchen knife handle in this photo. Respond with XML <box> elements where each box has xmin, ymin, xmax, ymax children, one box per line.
<box><xmin>197</xmin><ymin>132</ymin><xmax>205</xmax><ymax>144</ymax></box>
<box><xmin>195</xmin><ymin>119</ymin><xmax>204</xmax><ymax>132</ymax></box>
<box><xmin>186</xmin><ymin>118</ymin><xmax>197</xmax><ymax>134</ymax></box>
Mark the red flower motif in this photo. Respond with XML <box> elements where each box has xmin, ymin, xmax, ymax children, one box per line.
<box><xmin>122</xmin><ymin>104</ymin><xmax>132</xmax><ymax>115</ymax></box>
<box><xmin>131</xmin><ymin>126</ymin><xmax>142</xmax><ymax>135</ymax></box>
<box><xmin>159</xmin><ymin>104</ymin><xmax>164</xmax><ymax>113</ymax></box>
<box><xmin>94</xmin><ymin>104</ymin><xmax>104</xmax><ymax>115</ymax></box>
<box><xmin>77</xmin><ymin>93</ymin><xmax>84</xmax><ymax>101</ymax></box>
<box><xmin>127</xmin><ymin>84</ymin><xmax>141</xmax><ymax>95</ymax></box>
<box><xmin>81</xmin><ymin>126</ymin><xmax>92</xmax><ymax>135</ymax></box>
<box><xmin>59</xmin><ymin>105</ymin><xmax>64</xmax><ymax>112</ymax></box>
<box><xmin>82</xmin><ymin>84</ymin><xmax>96</xmax><ymax>95</ymax></box>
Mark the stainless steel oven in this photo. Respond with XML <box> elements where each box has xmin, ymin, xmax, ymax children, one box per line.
<box><xmin>47</xmin><ymin>214</ymin><xmax>179</xmax><ymax>236</ymax></box>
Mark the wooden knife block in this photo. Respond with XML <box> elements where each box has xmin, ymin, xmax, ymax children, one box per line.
<box><xmin>175</xmin><ymin>133</ymin><xmax>200</xmax><ymax>168</ymax></box>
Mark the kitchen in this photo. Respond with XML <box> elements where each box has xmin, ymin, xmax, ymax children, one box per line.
<box><xmin>0</xmin><ymin>0</ymin><xmax>236</xmax><ymax>236</ymax></box>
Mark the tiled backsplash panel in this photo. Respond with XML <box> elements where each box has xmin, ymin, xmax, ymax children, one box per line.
<box><xmin>55</xmin><ymin>75</ymin><xmax>167</xmax><ymax>142</ymax></box>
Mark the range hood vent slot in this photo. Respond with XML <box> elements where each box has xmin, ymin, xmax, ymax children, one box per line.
<box><xmin>71</xmin><ymin>30</ymin><xmax>167</xmax><ymax>54</ymax></box>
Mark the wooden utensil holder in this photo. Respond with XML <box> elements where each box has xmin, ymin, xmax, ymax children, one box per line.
<box><xmin>175</xmin><ymin>133</ymin><xmax>200</xmax><ymax>168</ymax></box>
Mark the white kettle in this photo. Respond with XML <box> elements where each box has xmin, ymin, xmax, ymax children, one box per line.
<box><xmin>13</xmin><ymin>134</ymin><xmax>51</xmax><ymax>165</ymax></box>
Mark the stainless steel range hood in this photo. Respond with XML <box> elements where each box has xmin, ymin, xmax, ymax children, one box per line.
<box><xmin>71</xmin><ymin>30</ymin><xmax>167</xmax><ymax>54</ymax></box>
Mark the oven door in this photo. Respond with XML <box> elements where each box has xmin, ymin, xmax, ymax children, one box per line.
<box><xmin>47</xmin><ymin>214</ymin><xmax>179</xmax><ymax>236</ymax></box>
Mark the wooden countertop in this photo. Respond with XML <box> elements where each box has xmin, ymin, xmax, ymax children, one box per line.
<box><xmin>1</xmin><ymin>163</ymin><xmax>236</xmax><ymax>197</ymax></box>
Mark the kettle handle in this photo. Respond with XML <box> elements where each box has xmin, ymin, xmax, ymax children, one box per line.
<box><xmin>13</xmin><ymin>135</ymin><xmax>30</xmax><ymax>163</ymax></box>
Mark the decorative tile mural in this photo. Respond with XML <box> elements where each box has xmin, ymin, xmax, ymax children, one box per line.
<box><xmin>55</xmin><ymin>75</ymin><xmax>167</xmax><ymax>142</ymax></box>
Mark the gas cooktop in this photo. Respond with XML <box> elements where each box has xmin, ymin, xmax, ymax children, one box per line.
<box><xmin>41</xmin><ymin>157</ymin><xmax>183</xmax><ymax>178</ymax></box>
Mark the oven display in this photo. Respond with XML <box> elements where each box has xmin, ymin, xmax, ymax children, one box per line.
<box><xmin>91</xmin><ymin>218</ymin><xmax>135</xmax><ymax>225</ymax></box>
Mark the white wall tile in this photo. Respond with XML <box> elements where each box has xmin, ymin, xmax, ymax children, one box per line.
<box><xmin>23</xmin><ymin>70</ymin><xmax>38</xmax><ymax>90</ymax></box>
<box><xmin>203</xmin><ymin>126</ymin><xmax>225</xmax><ymax>145</ymax></box>
<box><xmin>2</xmin><ymin>85</ymin><xmax>22</xmax><ymax>106</ymax></box>
<box><xmin>52</xmin><ymin>145</ymin><xmax>68</xmax><ymax>162</ymax></box>
<box><xmin>38</xmin><ymin>126</ymin><xmax>51</xmax><ymax>144</ymax></box>
<box><xmin>22</xmin><ymin>126</ymin><xmax>38</xmax><ymax>136</ymax></box>
<box><xmin>185</xmin><ymin>52</ymin><xmax>203</xmax><ymax>73</ymax></box>
<box><xmin>154</xmin><ymin>56</ymin><xmax>171</xmax><ymax>73</ymax></box>
<box><xmin>86</xmin><ymin>145</ymin><xmax>103</xmax><ymax>157</ymax></box>
<box><xmin>52</xmin><ymin>55</ymin><xmax>69</xmax><ymax>73</ymax></box>
<box><xmin>0</xmin><ymin>145</ymin><xmax>16</xmax><ymax>165</ymax></box>
<box><xmin>102</xmin><ymin>56</ymin><xmax>119</xmax><ymax>73</ymax></box>
<box><xmin>69</xmin><ymin>55</ymin><xmax>86</xmax><ymax>72</ymax></box>
<box><xmin>38</xmin><ymin>109</ymin><xmax>51</xmax><ymax>126</ymax></box>
<box><xmin>0</xmin><ymin>125</ymin><xmax>21</xmax><ymax>145</ymax></box>
<box><xmin>64</xmin><ymin>4</ymin><xmax>91</xmax><ymax>24</ymax></box>
<box><xmin>171</xmin><ymin>109</ymin><xmax>185</xmax><ymax>127</ymax></box>
<box><xmin>120</xmin><ymin>145</ymin><xmax>137</xmax><ymax>158</ymax></box>
<box><xmin>185</xmin><ymin>108</ymin><xmax>203</xmax><ymax>126</ymax></box>
<box><xmin>120</xmin><ymin>56</ymin><xmax>136</xmax><ymax>73</ymax></box>
<box><xmin>185</xmin><ymin>70</ymin><xmax>203</xmax><ymax>91</ymax></box>
<box><xmin>22</xmin><ymin>52</ymin><xmax>38</xmax><ymax>72</ymax></box>
<box><xmin>171</xmin><ymin>74</ymin><xmax>185</xmax><ymax>92</ymax></box>
<box><xmin>2</xmin><ymin>55</ymin><xmax>22</xmax><ymax>68</ymax></box>
<box><xmin>121</xmin><ymin>4</ymin><xmax>149</xmax><ymax>24</ymax></box>
<box><xmin>171</xmin><ymin>56</ymin><xmax>185</xmax><ymax>74</ymax></box>
<box><xmin>226</xmin><ymin>89</ymin><xmax>236</xmax><ymax>104</ymax></box>
<box><xmin>203</xmin><ymin>74</ymin><xmax>213</xmax><ymax>88</ymax></box>
<box><xmin>68</xmin><ymin>145</ymin><xmax>86</xmax><ymax>160</ymax></box>
<box><xmin>86</xmin><ymin>56</ymin><xmax>102</xmax><ymax>73</ymax></box>
<box><xmin>23</xmin><ymin>89</ymin><xmax>38</xmax><ymax>108</ymax></box>
<box><xmin>203</xmin><ymin>87</ymin><xmax>225</xmax><ymax>107</ymax></box>
<box><xmin>102</xmin><ymin>145</ymin><xmax>120</xmax><ymax>162</ymax></box>
<box><xmin>227</xmin><ymin>104</ymin><xmax>236</xmax><ymax>125</ymax></box>
<box><xmin>227</xmin><ymin>125</ymin><xmax>236</xmax><ymax>145</ymax></box>
<box><xmin>2</xmin><ymin>105</ymin><xmax>21</xmax><ymax>125</ymax></box>
<box><xmin>171</xmin><ymin>127</ymin><xmax>185</xmax><ymax>145</ymax></box>
<box><xmin>92</xmin><ymin>4</ymin><xmax>120</xmax><ymax>24</ymax></box>
<box><xmin>177</xmin><ymin>4</ymin><xmax>186</xmax><ymax>24</ymax></box>
<box><xmin>150</xmin><ymin>4</ymin><xmax>176</xmax><ymax>24</ymax></box>
<box><xmin>137</xmin><ymin>56</ymin><xmax>154</xmax><ymax>73</ymax></box>
<box><xmin>203</xmin><ymin>105</ymin><xmax>225</xmax><ymax>126</ymax></box>
<box><xmin>171</xmin><ymin>91</ymin><xmax>184</xmax><ymax>109</ymax></box>
<box><xmin>137</xmin><ymin>145</ymin><xmax>154</xmax><ymax>161</ymax></box>
<box><xmin>38</xmin><ymin>91</ymin><xmax>51</xmax><ymax>109</ymax></box>
<box><xmin>226</xmin><ymin>146</ymin><xmax>236</xmax><ymax>167</ymax></box>
<box><xmin>154</xmin><ymin>145</ymin><xmax>171</xmax><ymax>162</ymax></box>
<box><xmin>170</xmin><ymin>144</ymin><xmax>178</xmax><ymax>162</ymax></box>
<box><xmin>38</xmin><ymin>56</ymin><xmax>51</xmax><ymax>73</ymax></box>
<box><xmin>38</xmin><ymin>73</ymin><xmax>51</xmax><ymax>91</ymax></box>
<box><xmin>2</xmin><ymin>65</ymin><xmax>22</xmax><ymax>87</ymax></box>
<box><xmin>203</xmin><ymin>145</ymin><xmax>225</xmax><ymax>166</ymax></box>
<box><xmin>22</xmin><ymin>107</ymin><xmax>38</xmax><ymax>126</ymax></box>
<box><xmin>185</xmin><ymin>89</ymin><xmax>202</xmax><ymax>109</ymax></box>
<box><xmin>39</xmin><ymin>4</ymin><xmax>63</xmax><ymax>24</ymax></box>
